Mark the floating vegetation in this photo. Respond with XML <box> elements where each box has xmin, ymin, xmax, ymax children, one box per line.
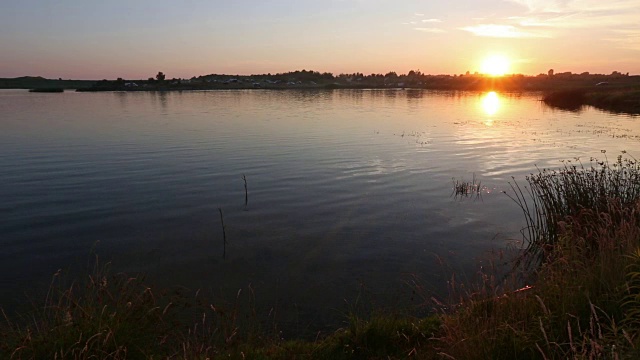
<box><xmin>29</xmin><ymin>88</ymin><xmax>64</xmax><ymax>93</ymax></box>
<box><xmin>451</xmin><ymin>173</ymin><xmax>482</xmax><ymax>200</ymax></box>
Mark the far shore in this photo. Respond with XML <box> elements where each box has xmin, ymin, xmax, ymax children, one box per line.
<box><xmin>3</xmin><ymin>71</ymin><xmax>639</xmax><ymax>114</ymax></box>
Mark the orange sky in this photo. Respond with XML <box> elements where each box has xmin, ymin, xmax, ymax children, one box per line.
<box><xmin>1</xmin><ymin>0</ymin><xmax>639</xmax><ymax>79</ymax></box>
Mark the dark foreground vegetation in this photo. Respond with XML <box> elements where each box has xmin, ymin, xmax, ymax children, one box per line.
<box><xmin>3</xmin><ymin>153</ymin><xmax>640</xmax><ymax>359</ymax></box>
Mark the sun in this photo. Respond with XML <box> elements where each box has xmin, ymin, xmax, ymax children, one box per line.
<box><xmin>480</xmin><ymin>55</ymin><xmax>510</xmax><ymax>77</ymax></box>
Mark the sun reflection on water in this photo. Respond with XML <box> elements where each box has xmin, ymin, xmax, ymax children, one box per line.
<box><xmin>481</xmin><ymin>91</ymin><xmax>501</xmax><ymax>126</ymax></box>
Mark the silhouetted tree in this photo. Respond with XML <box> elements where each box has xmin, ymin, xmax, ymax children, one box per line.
<box><xmin>156</xmin><ymin>72</ymin><xmax>166</xmax><ymax>81</ymax></box>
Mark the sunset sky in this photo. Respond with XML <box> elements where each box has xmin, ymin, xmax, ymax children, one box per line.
<box><xmin>1</xmin><ymin>0</ymin><xmax>639</xmax><ymax>79</ymax></box>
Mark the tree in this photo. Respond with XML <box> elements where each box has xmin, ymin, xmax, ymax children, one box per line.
<box><xmin>548</xmin><ymin>69</ymin><xmax>554</xmax><ymax>77</ymax></box>
<box><xmin>156</xmin><ymin>72</ymin><xmax>166</xmax><ymax>81</ymax></box>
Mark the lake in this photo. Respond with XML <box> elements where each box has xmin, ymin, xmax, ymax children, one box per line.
<box><xmin>1</xmin><ymin>89</ymin><xmax>638</xmax><ymax>333</ymax></box>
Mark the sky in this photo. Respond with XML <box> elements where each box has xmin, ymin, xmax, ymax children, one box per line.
<box><xmin>1</xmin><ymin>0</ymin><xmax>639</xmax><ymax>79</ymax></box>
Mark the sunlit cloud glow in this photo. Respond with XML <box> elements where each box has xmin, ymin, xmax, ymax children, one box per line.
<box><xmin>461</xmin><ymin>24</ymin><xmax>551</xmax><ymax>38</ymax></box>
<box><xmin>422</xmin><ymin>18</ymin><xmax>442</xmax><ymax>23</ymax></box>
<box><xmin>507</xmin><ymin>0</ymin><xmax>640</xmax><ymax>13</ymax></box>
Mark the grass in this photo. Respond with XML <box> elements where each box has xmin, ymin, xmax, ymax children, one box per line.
<box><xmin>0</xmin><ymin>261</ymin><xmax>442</xmax><ymax>359</ymax></box>
<box><xmin>506</xmin><ymin>152</ymin><xmax>640</xmax><ymax>267</ymax></box>
<box><xmin>4</xmin><ymin>153</ymin><xmax>640</xmax><ymax>358</ymax></box>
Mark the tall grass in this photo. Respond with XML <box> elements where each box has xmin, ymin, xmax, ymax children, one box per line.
<box><xmin>0</xmin><ymin>259</ymin><xmax>279</xmax><ymax>359</ymax></box>
<box><xmin>439</xmin><ymin>196</ymin><xmax>640</xmax><ymax>359</ymax></box>
<box><xmin>506</xmin><ymin>152</ymin><xmax>640</xmax><ymax>267</ymax></box>
<box><xmin>438</xmin><ymin>152</ymin><xmax>640</xmax><ymax>359</ymax></box>
<box><xmin>1</xmin><ymin>261</ymin><xmax>177</xmax><ymax>359</ymax></box>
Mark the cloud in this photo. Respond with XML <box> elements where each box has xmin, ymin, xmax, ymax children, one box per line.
<box><xmin>414</xmin><ymin>27</ymin><xmax>446</xmax><ymax>33</ymax></box>
<box><xmin>415</xmin><ymin>13</ymin><xmax>424</xmax><ymax>16</ymax></box>
<box><xmin>506</xmin><ymin>0</ymin><xmax>570</xmax><ymax>13</ymax></box>
<box><xmin>507</xmin><ymin>0</ymin><xmax>640</xmax><ymax>13</ymax></box>
<box><xmin>460</xmin><ymin>24</ymin><xmax>551</xmax><ymax>38</ymax></box>
<box><xmin>514</xmin><ymin>12</ymin><xmax>640</xmax><ymax>29</ymax></box>
<box><xmin>422</xmin><ymin>18</ymin><xmax>442</xmax><ymax>23</ymax></box>
<box><xmin>498</xmin><ymin>0</ymin><xmax>640</xmax><ymax>50</ymax></box>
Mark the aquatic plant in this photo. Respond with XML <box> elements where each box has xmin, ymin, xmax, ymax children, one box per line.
<box><xmin>452</xmin><ymin>173</ymin><xmax>482</xmax><ymax>200</ymax></box>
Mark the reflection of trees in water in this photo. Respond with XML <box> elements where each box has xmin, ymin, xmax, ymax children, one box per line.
<box><xmin>405</xmin><ymin>89</ymin><xmax>425</xmax><ymax>100</ymax></box>
<box><xmin>157</xmin><ymin>91</ymin><xmax>168</xmax><ymax>110</ymax></box>
<box><xmin>115</xmin><ymin>91</ymin><xmax>128</xmax><ymax>108</ymax></box>
<box><xmin>147</xmin><ymin>91</ymin><xmax>169</xmax><ymax>110</ymax></box>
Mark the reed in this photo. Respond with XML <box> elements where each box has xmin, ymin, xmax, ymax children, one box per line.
<box><xmin>437</xmin><ymin>195</ymin><xmax>640</xmax><ymax>359</ymax></box>
<box><xmin>452</xmin><ymin>173</ymin><xmax>482</xmax><ymax>200</ymax></box>
<box><xmin>505</xmin><ymin>152</ymin><xmax>640</xmax><ymax>267</ymax></box>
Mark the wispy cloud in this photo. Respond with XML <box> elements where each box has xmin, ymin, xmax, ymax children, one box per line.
<box><xmin>415</xmin><ymin>13</ymin><xmax>425</xmax><ymax>17</ymax></box>
<box><xmin>467</xmin><ymin>0</ymin><xmax>640</xmax><ymax>50</ymax></box>
<box><xmin>513</xmin><ymin>12</ymin><xmax>640</xmax><ymax>29</ymax></box>
<box><xmin>460</xmin><ymin>24</ymin><xmax>551</xmax><ymax>38</ymax></box>
<box><xmin>507</xmin><ymin>0</ymin><xmax>640</xmax><ymax>13</ymax></box>
<box><xmin>414</xmin><ymin>27</ymin><xmax>446</xmax><ymax>33</ymax></box>
<box><xmin>422</xmin><ymin>18</ymin><xmax>442</xmax><ymax>23</ymax></box>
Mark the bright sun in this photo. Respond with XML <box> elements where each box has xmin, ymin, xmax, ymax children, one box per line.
<box><xmin>480</xmin><ymin>55</ymin><xmax>510</xmax><ymax>76</ymax></box>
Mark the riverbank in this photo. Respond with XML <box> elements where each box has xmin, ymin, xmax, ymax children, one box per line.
<box><xmin>2</xmin><ymin>155</ymin><xmax>640</xmax><ymax>359</ymax></box>
<box><xmin>543</xmin><ymin>86</ymin><xmax>640</xmax><ymax>115</ymax></box>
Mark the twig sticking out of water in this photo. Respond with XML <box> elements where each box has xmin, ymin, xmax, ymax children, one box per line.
<box><xmin>242</xmin><ymin>174</ymin><xmax>248</xmax><ymax>209</ymax></box>
<box><xmin>219</xmin><ymin>208</ymin><xmax>227</xmax><ymax>259</ymax></box>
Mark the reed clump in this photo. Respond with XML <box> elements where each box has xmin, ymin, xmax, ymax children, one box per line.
<box><xmin>436</xmin><ymin>152</ymin><xmax>640</xmax><ymax>359</ymax></box>
<box><xmin>507</xmin><ymin>152</ymin><xmax>640</xmax><ymax>267</ymax></box>
<box><xmin>438</xmin><ymin>197</ymin><xmax>640</xmax><ymax>359</ymax></box>
<box><xmin>452</xmin><ymin>173</ymin><xmax>482</xmax><ymax>200</ymax></box>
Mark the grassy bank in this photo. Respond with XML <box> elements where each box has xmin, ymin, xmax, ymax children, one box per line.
<box><xmin>3</xmin><ymin>154</ymin><xmax>640</xmax><ymax>359</ymax></box>
<box><xmin>543</xmin><ymin>87</ymin><xmax>640</xmax><ymax>115</ymax></box>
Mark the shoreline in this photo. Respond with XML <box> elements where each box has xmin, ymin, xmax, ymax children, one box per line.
<box><xmin>75</xmin><ymin>84</ymin><xmax>640</xmax><ymax>116</ymax></box>
<box><xmin>542</xmin><ymin>87</ymin><xmax>640</xmax><ymax>115</ymax></box>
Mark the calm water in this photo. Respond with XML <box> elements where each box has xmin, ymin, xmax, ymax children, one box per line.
<box><xmin>1</xmin><ymin>89</ymin><xmax>638</xmax><ymax>332</ymax></box>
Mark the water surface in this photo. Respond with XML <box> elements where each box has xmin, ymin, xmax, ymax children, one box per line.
<box><xmin>1</xmin><ymin>89</ymin><xmax>638</xmax><ymax>332</ymax></box>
